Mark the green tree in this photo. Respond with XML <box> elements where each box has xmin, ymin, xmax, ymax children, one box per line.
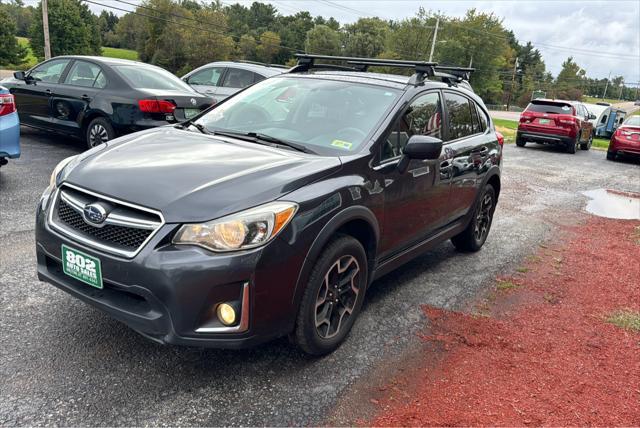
<box><xmin>237</xmin><ymin>34</ymin><xmax>257</xmax><ymax>61</ymax></box>
<box><xmin>0</xmin><ymin>0</ymin><xmax>35</xmax><ymax>37</ymax></box>
<box><xmin>555</xmin><ymin>56</ymin><xmax>585</xmax><ymax>99</ymax></box>
<box><xmin>29</xmin><ymin>0</ymin><xmax>101</xmax><ymax>59</ymax></box>
<box><xmin>343</xmin><ymin>17</ymin><xmax>389</xmax><ymax>58</ymax></box>
<box><xmin>388</xmin><ymin>8</ymin><xmax>438</xmax><ymax>60</ymax></box>
<box><xmin>113</xmin><ymin>12</ymin><xmax>144</xmax><ymax>51</ymax></box>
<box><xmin>305</xmin><ymin>24</ymin><xmax>341</xmax><ymax>55</ymax></box>
<box><xmin>256</xmin><ymin>30</ymin><xmax>280</xmax><ymax>63</ymax></box>
<box><xmin>0</xmin><ymin>7</ymin><xmax>26</xmax><ymax>66</ymax></box>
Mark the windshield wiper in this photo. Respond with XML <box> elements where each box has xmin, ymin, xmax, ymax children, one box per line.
<box><xmin>211</xmin><ymin>130</ymin><xmax>315</xmax><ymax>154</ymax></box>
<box><xmin>175</xmin><ymin>120</ymin><xmax>209</xmax><ymax>134</ymax></box>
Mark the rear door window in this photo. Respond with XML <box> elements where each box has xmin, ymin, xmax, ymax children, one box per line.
<box><xmin>64</xmin><ymin>61</ymin><xmax>105</xmax><ymax>88</ymax></box>
<box><xmin>443</xmin><ymin>92</ymin><xmax>475</xmax><ymax>141</ymax></box>
<box><xmin>221</xmin><ymin>68</ymin><xmax>256</xmax><ymax>89</ymax></box>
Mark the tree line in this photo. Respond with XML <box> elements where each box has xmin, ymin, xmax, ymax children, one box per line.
<box><xmin>0</xmin><ymin>0</ymin><xmax>637</xmax><ymax>106</ymax></box>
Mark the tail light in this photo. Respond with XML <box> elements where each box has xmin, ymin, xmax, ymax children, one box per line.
<box><xmin>0</xmin><ymin>93</ymin><xmax>16</xmax><ymax>116</ymax></box>
<box><xmin>558</xmin><ymin>118</ymin><xmax>577</xmax><ymax>125</ymax></box>
<box><xmin>495</xmin><ymin>131</ymin><xmax>504</xmax><ymax>147</ymax></box>
<box><xmin>138</xmin><ymin>99</ymin><xmax>176</xmax><ymax>114</ymax></box>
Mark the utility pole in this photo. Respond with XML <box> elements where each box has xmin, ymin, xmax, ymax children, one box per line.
<box><xmin>428</xmin><ymin>17</ymin><xmax>439</xmax><ymax>63</ymax></box>
<box><xmin>618</xmin><ymin>83</ymin><xmax>624</xmax><ymax>100</ymax></box>
<box><xmin>42</xmin><ymin>0</ymin><xmax>51</xmax><ymax>60</ymax></box>
<box><xmin>506</xmin><ymin>57</ymin><xmax>518</xmax><ymax>110</ymax></box>
<box><xmin>602</xmin><ymin>71</ymin><xmax>611</xmax><ymax>99</ymax></box>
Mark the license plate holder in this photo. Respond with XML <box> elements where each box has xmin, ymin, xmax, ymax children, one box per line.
<box><xmin>61</xmin><ymin>245</ymin><xmax>103</xmax><ymax>289</ymax></box>
<box><xmin>538</xmin><ymin>118</ymin><xmax>551</xmax><ymax>125</ymax></box>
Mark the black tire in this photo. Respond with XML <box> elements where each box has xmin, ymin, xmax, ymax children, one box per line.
<box><xmin>451</xmin><ymin>184</ymin><xmax>497</xmax><ymax>252</ymax></box>
<box><xmin>85</xmin><ymin>117</ymin><xmax>115</xmax><ymax>150</ymax></box>
<box><xmin>294</xmin><ymin>235</ymin><xmax>368</xmax><ymax>356</ymax></box>
<box><xmin>580</xmin><ymin>132</ymin><xmax>593</xmax><ymax>150</ymax></box>
<box><xmin>606</xmin><ymin>150</ymin><xmax>616</xmax><ymax>161</ymax></box>
<box><xmin>515</xmin><ymin>136</ymin><xmax>526</xmax><ymax>147</ymax></box>
<box><xmin>566</xmin><ymin>135</ymin><xmax>578</xmax><ymax>154</ymax></box>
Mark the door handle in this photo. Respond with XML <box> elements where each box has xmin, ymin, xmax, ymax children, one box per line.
<box><xmin>45</xmin><ymin>89</ymin><xmax>52</xmax><ymax>96</ymax></box>
<box><xmin>81</xmin><ymin>94</ymin><xmax>91</xmax><ymax>101</ymax></box>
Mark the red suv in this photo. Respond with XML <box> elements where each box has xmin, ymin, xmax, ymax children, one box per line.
<box><xmin>607</xmin><ymin>115</ymin><xmax>640</xmax><ymax>161</ymax></box>
<box><xmin>516</xmin><ymin>99</ymin><xmax>594</xmax><ymax>153</ymax></box>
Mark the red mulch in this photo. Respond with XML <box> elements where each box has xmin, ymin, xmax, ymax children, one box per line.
<box><xmin>371</xmin><ymin>217</ymin><xmax>640</xmax><ymax>426</ymax></box>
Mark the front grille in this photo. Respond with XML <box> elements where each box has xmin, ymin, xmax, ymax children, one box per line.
<box><xmin>58</xmin><ymin>200</ymin><xmax>152</xmax><ymax>250</ymax></box>
<box><xmin>48</xmin><ymin>184</ymin><xmax>164</xmax><ymax>257</ymax></box>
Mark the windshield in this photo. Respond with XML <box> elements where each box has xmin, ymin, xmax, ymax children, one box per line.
<box><xmin>195</xmin><ymin>76</ymin><xmax>402</xmax><ymax>155</ymax></box>
<box><xmin>114</xmin><ymin>65</ymin><xmax>194</xmax><ymax>92</ymax></box>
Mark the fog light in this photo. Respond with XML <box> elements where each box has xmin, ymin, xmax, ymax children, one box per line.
<box><xmin>216</xmin><ymin>303</ymin><xmax>237</xmax><ymax>326</ymax></box>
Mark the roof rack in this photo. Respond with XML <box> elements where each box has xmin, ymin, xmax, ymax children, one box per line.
<box><xmin>290</xmin><ymin>54</ymin><xmax>475</xmax><ymax>87</ymax></box>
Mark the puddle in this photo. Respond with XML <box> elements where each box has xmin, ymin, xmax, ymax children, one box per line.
<box><xmin>582</xmin><ymin>189</ymin><xmax>640</xmax><ymax>220</ymax></box>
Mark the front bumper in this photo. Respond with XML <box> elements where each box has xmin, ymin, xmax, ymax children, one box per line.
<box><xmin>35</xmin><ymin>203</ymin><xmax>305</xmax><ymax>349</ymax></box>
<box><xmin>517</xmin><ymin>130</ymin><xmax>574</xmax><ymax>146</ymax></box>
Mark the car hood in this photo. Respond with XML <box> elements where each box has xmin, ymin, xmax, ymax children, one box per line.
<box><xmin>64</xmin><ymin>128</ymin><xmax>342</xmax><ymax>223</ymax></box>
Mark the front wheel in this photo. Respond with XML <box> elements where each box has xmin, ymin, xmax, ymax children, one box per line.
<box><xmin>293</xmin><ymin>235</ymin><xmax>368</xmax><ymax>355</ymax></box>
<box><xmin>85</xmin><ymin>117</ymin><xmax>115</xmax><ymax>150</ymax></box>
<box><xmin>451</xmin><ymin>184</ymin><xmax>497</xmax><ymax>252</ymax></box>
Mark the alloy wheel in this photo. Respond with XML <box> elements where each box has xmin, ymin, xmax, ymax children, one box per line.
<box><xmin>314</xmin><ymin>255</ymin><xmax>361</xmax><ymax>339</ymax></box>
<box><xmin>89</xmin><ymin>124</ymin><xmax>109</xmax><ymax>147</ymax></box>
<box><xmin>474</xmin><ymin>192</ymin><xmax>494</xmax><ymax>242</ymax></box>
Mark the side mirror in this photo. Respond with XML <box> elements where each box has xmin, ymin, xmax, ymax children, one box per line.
<box><xmin>398</xmin><ymin>135</ymin><xmax>443</xmax><ymax>173</ymax></box>
<box><xmin>589</xmin><ymin>113</ymin><xmax>596</xmax><ymax>120</ymax></box>
<box><xmin>13</xmin><ymin>71</ymin><xmax>26</xmax><ymax>81</ymax></box>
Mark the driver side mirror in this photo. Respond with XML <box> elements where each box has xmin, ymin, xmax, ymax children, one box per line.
<box><xmin>588</xmin><ymin>113</ymin><xmax>596</xmax><ymax>120</ymax></box>
<box><xmin>13</xmin><ymin>71</ymin><xmax>26</xmax><ymax>81</ymax></box>
<box><xmin>398</xmin><ymin>135</ymin><xmax>443</xmax><ymax>173</ymax></box>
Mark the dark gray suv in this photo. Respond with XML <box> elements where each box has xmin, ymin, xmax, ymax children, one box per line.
<box><xmin>36</xmin><ymin>55</ymin><xmax>502</xmax><ymax>355</ymax></box>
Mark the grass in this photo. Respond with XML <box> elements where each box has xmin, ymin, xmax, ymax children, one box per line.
<box><xmin>583</xmin><ymin>96</ymin><xmax>624</xmax><ymax>105</ymax></box>
<box><xmin>592</xmin><ymin>137</ymin><xmax>610</xmax><ymax>151</ymax></box>
<box><xmin>493</xmin><ymin>118</ymin><xmax>518</xmax><ymax>144</ymax></box>
<box><xmin>101</xmin><ymin>46</ymin><xmax>138</xmax><ymax>61</ymax></box>
<box><xmin>496</xmin><ymin>280</ymin><xmax>518</xmax><ymax>291</ymax></box>
<box><xmin>606</xmin><ymin>310</ymin><xmax>640</xmax><ymax>332</ymax></box>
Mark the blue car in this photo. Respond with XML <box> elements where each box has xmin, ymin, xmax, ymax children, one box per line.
<box><xmin>0</xmin><ymin>85</ymin><xmax>20</xmax><ymax>167</ymax></box>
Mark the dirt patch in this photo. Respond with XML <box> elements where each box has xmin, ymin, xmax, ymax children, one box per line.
<box><xmin>369</xmin><ymin>217</ymin><xmax>640</xmax><ymax>426</ymax></box>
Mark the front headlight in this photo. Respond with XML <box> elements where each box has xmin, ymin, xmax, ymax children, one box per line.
<box><xmin>173</xmin><ymin>201</ymin><xmax>298</xmax><ymax>252</ymax></box>
<box><xmin>49</xmin><ymin>155</ymin><xmax>77</xmax><ymax>189</ymax></box>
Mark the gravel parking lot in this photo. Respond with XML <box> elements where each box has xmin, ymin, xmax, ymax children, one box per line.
<box><xmin>1</xmin><ymin>127</ymin><xmax>639</xmax><ymax>426</ymax></box>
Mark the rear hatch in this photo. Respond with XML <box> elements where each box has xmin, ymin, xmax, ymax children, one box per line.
<box><xmin>616</xmin><ymin>124</ymin><xmax>640</xmax><ymax>146</ymax></box>
<box><xmin>519</xmin><ymin>100</ymin><xmax>577</xmax><ymax>136</ymax></box>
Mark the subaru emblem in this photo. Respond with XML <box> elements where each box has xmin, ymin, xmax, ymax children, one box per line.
<box><xmin>83</xmin><ymin>203</ymin><xmax>108</xmax><ymax>225</ymax></box>
<box><xmin>190</xmin><ymin>98</ymin><xmax>196</xmax><ymax>106</ymax></box>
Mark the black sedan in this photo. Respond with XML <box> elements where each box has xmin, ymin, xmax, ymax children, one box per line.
<box><xmin>2</xmin><ymin>56</ymin><xmax>213</xmax><ymax>148</ymax></box>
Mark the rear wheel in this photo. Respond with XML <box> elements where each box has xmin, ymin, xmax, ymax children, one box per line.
<box><xmin>580</xmin><ymin>132</ymin><xmax>593</xmax><ymax>150</ymax></box>
<box><xmin>451</xmin><ymin>184</ymin><xmax>496</xmax><ymax>252</ymax></box>
<box><xmin>566</xmin><ymin>135</ymin><xmax>578</xmax><ymax>154</ymax></box>
<box><xmin>515</xmin><ymin>135</ymin><xmax>526</xmax><ymax>147</ymax></box>
<box><xmin>294</xmin><ymin>235</ymin><xmax>368</xmax><ymax>355</ymax></box>
<box><xmin>606</xmin><ymin>150</ymin><xmax>616</xmax><ymax>161</ymax></box>
<box><xmin>86</xmin><ymin>117</ymin><xmax>115</xmax><ymax>150</ymax></box>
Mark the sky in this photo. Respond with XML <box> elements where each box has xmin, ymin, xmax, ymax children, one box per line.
<box><xmin>77</xmin><ymin>0</ymin><xmax>640</xmax><ymax>84</ymax></box>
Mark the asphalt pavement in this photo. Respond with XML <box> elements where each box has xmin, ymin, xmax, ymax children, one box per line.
<box><xmin>1</xmin><ymin>127</ymin><xmax>639</xmax><ymax>426</ymax></box>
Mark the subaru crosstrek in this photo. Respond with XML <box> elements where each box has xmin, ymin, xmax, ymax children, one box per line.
<box><xmin>36</xmin><ymin>55</ymin><xmax>502</xmax><ymax>355</ymax></box>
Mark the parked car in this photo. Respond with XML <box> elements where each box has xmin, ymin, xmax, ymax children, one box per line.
<box><xmin>181</xmin><ymin>61</ymin><xmax>286</xmax><ymax>102</ymax></box>
<box><xmin>0</xmin><ymin>85</ymin><xmax>20</xmax><ymax>168</ymax></box>
<box><xmin>634</xmin><ymin>100</ymin><xmax>640</xmax><ymax>106</ymax></box>
<box><xmin>2</xmin><ymin>56</ymin><xmax>213</xmax><ymax>149</ymax></box>
<box><xmin>516</xmin><ymin>99</ymin><xmax>595</xmax><ymax>153</ymax></box>
<box><xmin>607</xmin><ymin>115</ymin><xmax>640</xmax><ymax>161</ymax></box>
<box><xmin>35</xmin><ymin>55</ymin><xmax>502</xmax><ymax>355</ymax></box>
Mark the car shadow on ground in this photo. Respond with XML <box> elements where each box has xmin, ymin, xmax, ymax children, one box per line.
<box><xmin>20</xmin><ymin>126</ymin><xmax>85</xmax><ymax>153</ymax></box>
